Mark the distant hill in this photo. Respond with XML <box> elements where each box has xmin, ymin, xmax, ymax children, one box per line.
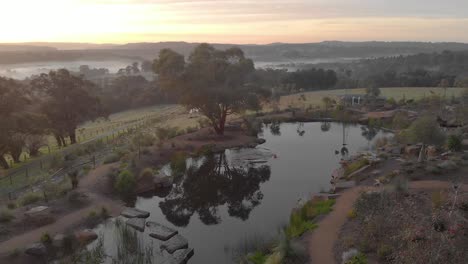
<box><xmin>2</xmin><ymin>41</ymin><xmax>468</xmax><ymax>65</ymax></box>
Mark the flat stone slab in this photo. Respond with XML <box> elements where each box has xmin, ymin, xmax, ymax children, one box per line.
<box><xmin>25</xmin><ymin>206</ymin><xmax>50</xmax><ymax>217</ymax></box>
<box><xmin>171</xmin><ymin>248</ymin><xmax>194</xmax><ymax>264</ymax></box>
<box><xmin>335</xmin><ymin>181</ymin><xmax>356</xmax><ymax>189</ymax></box>
<box><xmin>160</xmin><ymin>234</ymin><xmax>188</xmax><ymax>254</ymax></box>
<box><xmin>147</xmin><ymin>221</ymin><xmax>178</xmax><ymax>241</ymax></box>
<box><xmin>25</xmin><ymin>243</ymin><xmax>47</xmax><ymax>256</ymax></box>
<box><xmin>126</xmin><ymin>218</ymin><xmax>146</xmax><ymax>232</ymax></box>
<box><xmin>121</xmin><ymin>207</ymin><xmax>150</xmax><ymax>218</ymax></box>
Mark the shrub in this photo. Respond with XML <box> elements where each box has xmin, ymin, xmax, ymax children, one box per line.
<box><xmin>139</xmin><ymin>167</ymin><xmax>154</xmax><ymax>179</ymax></box>
<box><xmin>40</xmin><ymin>232</ymin><xmax>52</xmax><ymax>244</ymax></box>
<box><xmin>403</xmin><ymin>116</ymin><xmax>446</xmax><ymax>146</ymax></box>
<box><xmin>248</xmin><ymin>251</ymin><xmax>268</xmax><ymax>264</ymax></box>
<box><xmin>133</xmin><ymin>132</ymin><xmax>156</xmax><ymax>147</ymax></box>
<box><xmin>305</xmin><ymin>199</ymin><xmax>336</xmax><ymax>219</ymax></box>
<box><xmin>347</xmin><ymin>209</ymin><xmax>357</xmax><ymax>219</ymax></box>
<box><xmin>170</xmin><ymin>152</ymin><xmax>187</xmax><ymax>176</ymax></box>
<box><xmin>103</xmin><ymin>153</ymin><xmax>120</xmax><ymax>164</ymax></box>
<box><xmin>114</xmin><ymin>170</ymin><xmax>136</xmax><ymax>196</ymax></box>
<box><xmin>346</xmin><ymin>253</ymin><xmax>368</xmax><ymax>264</ymax></box>
<box><xmin>377</xmin><ymin>244</ymin><xmax>392</xmax><ymax>260</ymax></box>
<box><xmin>447</xmin><ymin>135</ymin><xmax>462</xmax><ymax>151</ymax></box>
<box><xmin>196</xmin><ymin>144</ymin><xmax>215</xmax><ymax>156</ymax></box>
<box><xmin>100</xmin><ymin>207</ymin><xmax>109</xmax><ymax>219</ymax></box>
<box><xmin>392</xmin><ymin>112</ymin><xmax>411</xmax><ymax>130</ymax></box>
<box><xmin>0</xmin><ymin>209</ymin><xmax>14</xmax><ymax>223</ymax></box>
<box><xmin>344</xmin><ymin>159</ymin><xmax>370</xmax><ymax>177</ymax></box>
<box><xmin>19</xmin><ymin>192</ymin><xmax>42</xmax><ymax>206</ymax></box>
<box><xmin>7</xmin><ymin>202</ymin><xmax>16</xmax><ymax>210</ymax></box>
<box><xmin>431</xmin><ymin>191</ymin><xmax>447</xmax><ymax>209</ymax></box>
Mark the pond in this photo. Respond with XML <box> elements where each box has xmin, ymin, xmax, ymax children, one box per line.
<box><xmin>93</xmin><ymin>122</ymin><xmax>390</xmax><ymax>263</ymax></box>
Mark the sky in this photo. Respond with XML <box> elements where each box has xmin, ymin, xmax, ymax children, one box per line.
<box><xmin>1</xmin><ymin>0</ymin><xmax>468</xmax><ymax>44</ymax></box>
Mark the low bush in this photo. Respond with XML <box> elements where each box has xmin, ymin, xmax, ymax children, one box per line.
<box><xmin>170</xmin><ymin>152</ymin><xmax>187</xmax><ymax>176</ymax></box>
<box><xmin>103</xmin><ymin>153</ymin><xmax>120</xmax><ymax>164</ymax></box>
<box><xmin>40</xmin><ymin>232</ymin><xmax>52</xmax><ymax>244</ymax></box>
<box><xmin>7</xmin><ymin>202</ymin><xmax>16</xmax><ymax>210</ymax></box>
<box><xmin>286</xmin><ymin>198</ymin><xmax>334</xmax><ymax>238</ymax></box>
<box><xmin>377</xmin><ymin>244</ymin><xmax>392</xmax><ymax>260</ymax></box>
<box><xmin>344</xmin><ymin>159</ymin><xmax>370</xmax><ymax>177</ymax></box>
<box><xmin>19</xmin><ymin>192</ymin><xmax>43</xmax><ymax>206</ymax></box>
<box><xmin>139</xmin><ymin>167</ymin><xmax>154</xmax><ymax>179</ymax></box>
<box><xmin>447</xmin><ymin>135</ymin><xmax>462</xmax><ymax>151</ymax></box>
<box><xmin>0</xmin><ymin>209</ymin><xmax>14</xmax><ymax>223</ymax></box>
<box><xmin>133</xmin><ymin>132</ymin><xmax>156</xmax><ymax>147</ymax></box>
<box><xmin>346</xmin><ymin>253</ymin><xmax>368</xmax><ymax>264</ymax></box>
<box><xmin>114</xmin><ymin>170</ymin><xmax>136</xmax><ymax>196</ymax></box>
<box><xmin>347</xmin><ymin>209</ymin><xmax>357</xmax><ymax>219</ymax></box>
<box><xmin>248</xmin><ymin>251</ymin><xmax>269</xmax><ymax>264</ymax></box>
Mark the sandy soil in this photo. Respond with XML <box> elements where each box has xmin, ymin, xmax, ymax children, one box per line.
<box><xmin>308</xmin><ymin>180</ymin><xmax>468</xmax><ymax>264</ymax></box>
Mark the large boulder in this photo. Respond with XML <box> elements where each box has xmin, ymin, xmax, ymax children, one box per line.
<box><xmin>405</xmin><ymin>145</ymin><xmax>421</xmax><ymax>157</ymax></box>
<box><xmin>147</xmin><ymin>221</ymin><xmax>178</xmax><ymax>241</ymax></box>
<box><xmin>154</xmin><ymin>174</ymin><xmax>173</xmax><ymax>188</ymax></box>
<box><xmin>160</xmin><ymin>234</ymin><xmax>188</xmax><ymax>254</ymax></box>
<box><xmin>75</xmin><ymin>229</ymin><xmax>98</xmax><ymax>244</ymax></box>
<box><xmin>25</xmin><ymin>243</ymin><xmax>47</xmax><ymax>257</ymax></box>
<box><xmin>24</xmin><ymin>206</ymin><xmax>50</xmax><ymax>217</ymax></box>
<box><xmin>121</xmin><ymin>207</ymin><xmax>150</xmax><ymax>218</ymax></box>
<box><xmin>126</xmin><ymin>218</ymin><xmax>146</xmax><ymax>232</ymax></box>
<box><xmin>437</xmin><ymin>160</ymin><xmax>458</xmax><ymax>171</ymax></box>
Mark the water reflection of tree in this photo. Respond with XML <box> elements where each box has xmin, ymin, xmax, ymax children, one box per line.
<box><xmin>159</xmin><ymin>153</ymin><xmax>271</xmax><ymax>227</ymax></box>
<box><xmin>361</xmin><ymin>126</ymin><xmax>378</xmax><ymax>142</ymax></box>
<box><xmin>320</xmin><ymin>122</ymin><xmax>331</xmax><ymax>132</ymax></box>
<box><xmin>269</xmin><ymin>121</ymin><xmax>281</xmax><ymax>135</ymax></box>
<box><xmin>296</xmin><ymin>123</ymin><xmax>305</xmax><ymax>136</ymax></box>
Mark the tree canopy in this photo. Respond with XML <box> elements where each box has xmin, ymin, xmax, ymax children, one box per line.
<box><xmin>154</xmin><ymin>43</ymin><xmax>270</xmax><ymax>135</ymax></box>
<box><xmin>31</xmin><ymin>69</ymin><xmax>106</xmax><ymax>145</ymax></box>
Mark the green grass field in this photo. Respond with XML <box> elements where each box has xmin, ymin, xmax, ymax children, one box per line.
<box><xmin>279</xmin><ymin>87</ymin><xmax>466</xmax><ymax>109</ymax></box>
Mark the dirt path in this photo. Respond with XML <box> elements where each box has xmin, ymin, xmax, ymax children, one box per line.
<box><xmin>307</xmin><ymin>180</ymin><xmax>468</xmax><ymax>264</ymax></box>
<box><xmin>0</xmin><ymin>164</ymin><xmax>124</xmax><ymax>256</ymax></box>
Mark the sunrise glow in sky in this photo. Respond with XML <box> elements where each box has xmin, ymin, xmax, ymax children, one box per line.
<box><xmin>2</xmin><ymin>0</ymin><xmax>468</xmax><ymax>44</ymax></box>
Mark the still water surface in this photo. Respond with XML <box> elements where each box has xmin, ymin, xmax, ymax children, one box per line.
<box><xmin>94</xmin><ymin>122</ymin><xmax>389</xmax><ymax>263</ymax></box>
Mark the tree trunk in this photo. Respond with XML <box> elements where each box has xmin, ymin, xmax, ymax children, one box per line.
<box><xmin>213</xmin><ymin>111</ymin><xmax>227</xmax><ymax>135</ymax></box>
<box><xmin>29</xmin><ymin>147</ymin><xmax>40</xmax><ymax>157</ymax></box>
<box><xmin>10</xmin><ymin>149</ymin><xmax>22</xmax><ymax>163</ymax></box>
<box><xmin>0</xmin><ymin>155</ymin><xmax>9</xmax><ymax>169</ymax></box>
<box><xmin>55</xmin><ymin>134</ymin><xmax>63</xmax><ymax>148</ymax></box>
<box><xmin>60</xmin><ymin>135</ymin><xmax>67</xmax><ymax>147</ymax></box>
<box><xmin>69</xmin><ymin>130</ymin><xmax>77</xmax><ymax>144</ymax></box>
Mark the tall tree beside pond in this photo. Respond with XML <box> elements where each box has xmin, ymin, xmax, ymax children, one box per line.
<box><xmin>154</xmin><ymin>44</ymin><xmax>270</xmax><ymax>135</ymax></box>
<box><xmin>31</xmin><ymin>69</ymin><xmax>106</xmax><ymax>146</ymax></box>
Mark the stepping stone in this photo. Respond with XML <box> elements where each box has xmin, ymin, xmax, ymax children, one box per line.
<box><xmin>126</xmin><ymin>218</ymin><xmax>146</xmax><ymax>232</ymax></box>
<box><xmin>160</xmin><ymin>234</ymin><xmax>188</xmax><ymax>254</ymax></box>
<box><xmin>147</xmin><ymin>221</ymin><xmax>178</xmax><ymax>241</ymax></box>
<box><xmin>168</xmin><ymin>248</ymin><xmax>194</xmax><ymax>264</ymax></box>
<box><xmin>121</xmin><ymin>207</ymin><xmax>150</xmax><ymax>218</ymax></box>
<box><xmin>25</xmin><ymin>243</ymin><xmax>47</xmax><ymax>256</ymax></box>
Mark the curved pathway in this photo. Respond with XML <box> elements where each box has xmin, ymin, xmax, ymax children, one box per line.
<box><xmin>308</xmin><ymin>180</ymin><xmax>468</xmax><ymax>264</ymax></box>
<box><xmin>0</xmin><ymin>164</ymin><xmax>124</xmax><ymax>256</ymax></box>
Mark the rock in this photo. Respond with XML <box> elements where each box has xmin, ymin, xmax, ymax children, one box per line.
<box><xmin>463</xmin><ymin>139</ymin><xmax>468</xmax><ymax>150</ymax></box>
<box><xmin>160</xmin><ymin>234</ymin><xmax>188</xmax><ymax>254</ymax></box>
<box><xmin>121</xmin><ymin>207</ymin><xmax>150</xmax><ymax>218</ymax></box>
<box><xmin>405</xmin><ymin>145</ymin><xmax>421</xmax><ymax>156</ymax></box>
<box><xmin>75</xmin><ymin>229</ymin><xmax>98</xmax><ymax>244</ymax></box>
<box><xmin>24</xmin><ymin>206</ymin><xmax>50</xmax><ymax>217</ymax></box>
<box><xmin>341</xmin><ymin>248</ymin><xmax>359</xmax><ymax>264</ymax></box>
<box><xmin>334</xmin><ymin>181</ymin><xmax>356</xmax><ymax>189</ymax></box>
<box><xmin>52</xmin><ymin>233</ymin><xmax>65</xmax><ymax>248</ymax></box>
<box><xmin>255</xmin><ymin>138</ymin><xmax>266</xmax><ymax>144</ymax></box>
<box><xmin>437</xmin><ymin>160</ymin><xmax>458</xmax><ymax>171</ymax></box>
<box><xmin>126</xmin><ymin>218</ymin><xmax>146</xmax><ymax>232</ymax></box>
<box><xmin>25</xmin><ymin>243</ymin><xmax>47</xmax><ymax>256</ymax></box>
<box><xmin>154</xmin><ymin>174</ymin><xmax>173</xmax><ymax>188</ymax></box>
<box><xmin>370</xmin><ymin>170</ymin><xmax>381</xmax><ymax>176</ymax></box>
<box><xmin>147</xmin><ymin>221</ymin><xmax>178</xmax><ymax>241</ymax></box>
<box><xmin>426</xmin><ymin>145</ymin><xmax>438</xmax><ymax>157</ymax></box>
<box><xmin>172</xmin><ymin>248</ymin><xmax>194</xmax><ymax>264</ymax></box>
<box><xmin>389</xmin><ymin>147</ymin><xmax>402</xmax><ymax>155</ymax></box>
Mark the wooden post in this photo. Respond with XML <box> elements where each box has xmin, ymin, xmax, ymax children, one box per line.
<box><xmin>40</xmin><ymin>160</ymin><xmax>43</xmax><ymax>170</ymax></box>
<box><xmin>48</xmin><ymin>145</ymin><xmax>51</xmax><ymax>154</ymax></box>
<box><xmin>25</xmin><ymin>167</ymin><xmax>29</xmax><ymax>178</ymax></box>
<box><xmin>93</xmin><ymin>156</ymin><xmax>96</xmax><ymax>169</ymax></box>
<box><xmin>9</xmin><ymin>174</ymin><xmax>12</xmax><ymax>185</ymax></box>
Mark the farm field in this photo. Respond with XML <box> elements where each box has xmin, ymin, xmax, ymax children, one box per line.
<box><xmin>279</xmin><ymin>87</ymin><xmax>466</xmax><ymax>109</ymax></box>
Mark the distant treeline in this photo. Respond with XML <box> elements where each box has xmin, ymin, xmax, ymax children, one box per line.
<box><xmin>317</xmin><ymin>50</ymin><xmax>468</xmax><ymax>88</ymax></box>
